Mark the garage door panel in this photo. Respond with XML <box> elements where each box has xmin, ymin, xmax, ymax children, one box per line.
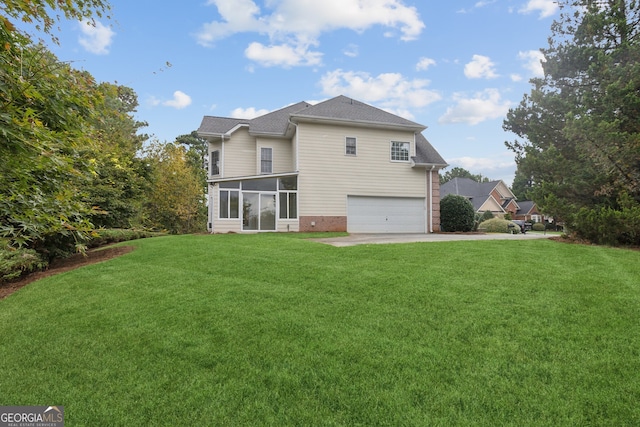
<box><xmin>347</xmin><ymin>196</ymin><xmax>425</xmax><ymax>233</ymax></box>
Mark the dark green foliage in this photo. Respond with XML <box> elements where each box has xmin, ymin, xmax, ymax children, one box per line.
<box><xmin>86</xmin><ymin>229</ymin><xmax>164</xmax><ymax>249</ymax></box>
<box><xmin>570</xmin><ymin>194</ymin><xmax>640</xmax><ymax>246</ymax></box>
<box><xmin>532</xmin><ymin>222</ymin><xmax>546</xmax><ymax>231</ymax></box>
<box><xmin>504</xmin><ymin>1</ymin><xmax>640</xmax><ymax>245</ymax></box>
<box><xmin>480</xmin><ymin>210</ymin><xmax>495</xmax><ymax>222</ymax></box>
<box><xmin>0</xmin><ymin>247</ymin><xmax>47</xmax><ymax>282</ymax></box>
<box><xmin>440</xmin><ymin>166</ymin><xmax>491</xmax><ymax>184</ymax></box>
<box><xmin>440</xmin><ymin>194</ymin><xmax>475</xmax><ymax>232</ymax></box>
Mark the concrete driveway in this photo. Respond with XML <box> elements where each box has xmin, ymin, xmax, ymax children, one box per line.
<box><xmin>310</xmin><ymin>232</ymin><xmax>554</xmax><ymax>247</ymax></box>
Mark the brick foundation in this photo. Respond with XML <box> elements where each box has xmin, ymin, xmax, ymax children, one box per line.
<box><xmin>299</xmin><ymin>216</ymin><xmax>347</xmax><ymax>232</ymax></box>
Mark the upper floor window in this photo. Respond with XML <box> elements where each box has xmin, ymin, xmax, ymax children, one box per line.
<box><xmin>345</xmin><ymin>137</ymin><xmax>357</xmax><ymax>156</ymax></box>
<box><xmin>261</xmin><ymin>147</ymin><xmax>272</xmax><ymax>174</ymax></box>
<box><xmin>210</xmin><ymin>150</ymin><xmax>220</xmax><ymax>175</ymax></box>
<box><xmin>390</xmin><ymin>141</ymin><xmax>409</xmax><ymax>162</ymax></box>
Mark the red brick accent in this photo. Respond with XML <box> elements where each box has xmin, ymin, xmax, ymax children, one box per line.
<box><xmin>299</xmin><ymin>216</ymin><xmax>347</xmax><ymax>232</ymax></box>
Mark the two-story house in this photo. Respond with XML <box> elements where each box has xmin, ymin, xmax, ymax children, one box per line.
<box><xmin>197</xmin><ymin>95</ymin><xmax>447</xmax><ymax>234</ymax></box>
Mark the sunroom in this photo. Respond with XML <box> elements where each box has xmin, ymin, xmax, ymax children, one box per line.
<box><xmin>208</xmin><ymin>174</ymin><xmax>298</xmax><ymax>233</ymax></box>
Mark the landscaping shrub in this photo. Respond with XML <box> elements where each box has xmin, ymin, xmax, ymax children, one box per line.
<box><xmin>87</xmin><ymin>229</ymin><xmax>163</xmax><ymax>249</ymax></box>
<box><xmin>480</xmin><ymin>210</ymin><xmax>494</xmax><ymax>222</ymax></box>
<box><xmin>478</xmin><ymin>218</ymin><xmax>520</xmax><ymax>233</ymax></box>
<box><xmin>570</xmin><ymin>195</ymin><xmax>640</xmax><ymax>246</ymax></box>
<box><xmin>0</xmin><ymin>247</ymin><xmax>48</xmax><ymax>283</ymax></box>
<box><xmin>440</xmin><ymin>195</ymin><xmax>475</xmax><ymax>232</ymax></box>
<box><xmin>532</xmin><ymin>222</ymin><xmax>546</xmax><ymax>232</ymax></box>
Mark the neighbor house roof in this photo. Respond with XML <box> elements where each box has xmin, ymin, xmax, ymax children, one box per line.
<box><xmin>440</xmin><ymin>177</ymin><xmax>513</xmax><ymax>212</ymax></box>
<box><xmin>517</xmin><ymin>200</ymin><xmax>537</xmax><ymax>215</ymax></box>
<box><xmin>197</xmin><ymin>95</ymin><xmax>446</xmax><ymax>166</ymax></box>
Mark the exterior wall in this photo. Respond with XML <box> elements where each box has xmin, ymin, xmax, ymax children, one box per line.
<box><xmin>429</xmin><ymin>170</ymin><xmax>441</xmax><ymax>231</ymax></box>
<box><xmin>256</xmin><ymin>137</ymin><xmax>295</xmax><ymax>175</ymax></box>
<box><xmin>296</xmin><ymin>122</ymin><xmax>427</xmax><ymax>218</ymax></box>
<box><xmin>299</xmin><ymin>216</ymin><xmax>347</xmax><ymax>232</ymax></box>
<box><xmin>504</xmin><ymin>200</ymin><xmax>519</xmax><ymax>217</ymax></box>
<box><xmin>478</xmin><ymin>198</ymin><xmax>503</xmax><ymax>214</ymax></box>
<box><xmin>221</xmin><ymin>128</ymin><xmax>255</xmax><ymax>178</ymax></box>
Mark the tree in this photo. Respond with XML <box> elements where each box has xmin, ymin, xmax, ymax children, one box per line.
<box><xmin>503</xmin><ymin>0</ymin><xmax>640</xmax><ymax>244</ymax></box>
<box><xmin>440</xmin><ymin>195</ymin><xmax>476</xmax><ymax>232</ymax></box>
<box><xmin>143</xmin><ymin>142</ymin><xmax>207</xmax><ymax>234</ymax></box>
<box><xmin>440</xmin><ymin>167</ymin><xmax>490</xmax><ymax>184</ymax></box>
<box><xmin>0</xmin><ymin>37</ymin><xmax>101</xmax><ymax>255</ymax></box>
<box><xmin>84</xmin><ymin>83</ymin><xmax>150</xmax><ymax>228</ymax></box>
<box><xmin>1</xmin><ymin>0</ymin><xmax>111</xmax><ymax>46</ymax></box>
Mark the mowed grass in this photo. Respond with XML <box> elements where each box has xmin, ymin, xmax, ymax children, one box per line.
<box><xmin>1</xmin><ymin>234</ymin><xmax>639</xmax><ymax>426</ymax></box>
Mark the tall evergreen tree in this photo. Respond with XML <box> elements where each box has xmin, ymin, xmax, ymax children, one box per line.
<box><xmin>503</xmin><ymin>0</ymin><xmax>640</xmax><ymax>244</ymax></box>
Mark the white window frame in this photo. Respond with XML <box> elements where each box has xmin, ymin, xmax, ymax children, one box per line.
<box><xmin>260</xmin><ymin>147</ymin><xmax>273</xmax><ymax>174</ymax></box>
<box><xmin>218</xmin><ymin>188</ymin><xmax>239</xmax><ymax>219</ymax></box>
<box><xmin>390</xmin><ymin>141</ymin><xmax>410</xmax><ymax>162</ymax></box>
<box><xmin>345</xmin><ymin>137</ymin><xmax>357</xmax><ymax>156</ymax></box>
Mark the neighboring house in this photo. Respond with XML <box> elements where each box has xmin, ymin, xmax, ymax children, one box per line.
<box><xmin>514</xmin><ymin>200</ymin><xmax>543</xmax><ymax>223</ymax></box>
<box><xmin>197</xmin><ymin>95</ymin><xmax>448</xmax><ymax>234</ymax></box>
<box><xmin>440</xmin><ymin>177</ymin><xmax>520</xmax><ymax>217</ymax></box>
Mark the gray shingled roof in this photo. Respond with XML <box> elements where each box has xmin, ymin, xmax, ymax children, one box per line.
<box><xmin>250</xmin><ymin>101</ymin><xmax>311</xmax><ymax>135</ymax></box>
<box><xmin>197</xmin><ymin>95</ymin><xmax>446</xmax><ymax>166</ymax></box>
<box><xmin>414</xmin><ymin>133</ymin><xmax>447</xmax><ymax>166</ymax></box>
<box><xmin>517</xmin><ymin>200</ymin><xmax>536</xmax><ymax>215</ymax></box>
<box><xmin>197</xmin><ymin>116</ymin><xmax>248</xmax><ymax>136</ymax></box>
<box><xmin>291</xmin><ymin>95</ymin><xmax>424</xmax><ymax>130</ymax></box>
<box><xmin>440</xmin><ymin>178</ymin><xmax>503</xmax><ymax>211</ymax></box>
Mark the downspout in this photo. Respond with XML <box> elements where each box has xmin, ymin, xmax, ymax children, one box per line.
<box><xmin>428</xmin><ymin>165</ymin><xmax>435</xmax><ymax>233</ymax></box>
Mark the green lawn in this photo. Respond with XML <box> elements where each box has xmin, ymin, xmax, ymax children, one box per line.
<box><xmin>1</xmin><ymin>234</ymin><xmax>639</xmax><ymax>426</ymax></box>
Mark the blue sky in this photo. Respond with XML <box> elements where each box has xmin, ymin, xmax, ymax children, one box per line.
<box><xmin>29</xmin><ymin>0</ymin><xmax>558</xmax><ymax>184</ymax></box>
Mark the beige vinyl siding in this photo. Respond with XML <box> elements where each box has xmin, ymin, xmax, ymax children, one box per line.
<box><xmin>256</xmin><ymin>137</ymin><xmax>295</xmax><ymax>175</ymax></box>
<box><xmin>223</xmin><ymin>128</ymin><xmax>255</xmax><ymax>178</ymax></box>
<box><xmin>479</xmin><ymin>198</ymin><xmax>503</xmax><ymax>213</ymax></box>
<box><xmin>297</xmin><ymin>122</ymin><xmax>426</xmax><ymax>216</ymax></box>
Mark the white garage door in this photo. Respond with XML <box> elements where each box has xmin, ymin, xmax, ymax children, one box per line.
<box><xmin>347</xmin><ymin>196</ymin><xmax>426</xmax><ymax>233</ymax></box>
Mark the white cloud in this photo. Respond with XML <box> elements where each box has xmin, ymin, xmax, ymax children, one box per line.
<box><xmin>518</xmin><ymin>50</ymin><xmax>545</xmax><ymax>78</ymax></box>
<box><xmin>230</xmin><ymin>107</ymin><xmax>270</xmax><ymax>119</ymax></box>
<box><xmin>78</xmin><ymin>19</ymin><xmax>115</xmax><ymax>55</ymax></box>
<box><xmin>519</xmin><ymin>0</ymin><xmax>558</xmax><ymax>19</ymax></box>
<box><xmin>196</xmin><ymin>0</ymin><xmax>425</xmax><ymax>67</ymax></box>
<box><xmin>416</xmin><ymin>57</ymin><xmax>436</xmax><ymax>71</ymax></box>
<box><xmin>343</xmin><ymin>43</ymin><xmax>359</xmax><ymax>58</ymax></box>
<box><xmin>245</xmin><ymin>41</ymin><xmax>323</xmax><ymax>67</ymax></box>
<box><xmin>464</xmin><ymin>54</ymin><xmax>499</xmax><ymax>79</ymax></box>
<box><xmin>319</xmin><ymin>69</ymin><xmax>442</xmax><ymax>116</ymax></box>
<box><xmin>438</xmin><ymin>89</ymin><xmax>511</xmax><ymax>125</ymax></box>
<box><xmin>162</xmin><ymin>91</ymin><xmax>192</xmax><ymax>109</ymax></box>
<box><xmin>511</xmin><ymin>74</ymin><xmax>523</xmax><ymax>82</ymax></box>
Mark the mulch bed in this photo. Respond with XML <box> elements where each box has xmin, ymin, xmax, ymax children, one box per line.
<box><xmin>0</xmin><ymin>246</ymin><xmax>135</xmax><ymax>300</ymax></box>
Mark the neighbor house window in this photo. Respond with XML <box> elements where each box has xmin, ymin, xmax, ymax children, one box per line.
<box><xmin>210</xmin><ymin>150</ymin><xmax>220</xmax><ymax>175</ymax></box>
<box><xmin>219</xmin><ymin>182</ymin><xmax>239</xmax><ymax>219</ymax></box>
<box><xmin>261</xmin><ymin>147</ymin><xmax>273</xmax><ymax>174</ymax></box>
<box><xmin>390</xmin><ymin>141</ymin><xmax>410</xmax><ymax>162</ymax></box>
<box><xmin>345</xmin><ymin>137</ymin><xmax>357</xmax><ymax>156</ymax></box>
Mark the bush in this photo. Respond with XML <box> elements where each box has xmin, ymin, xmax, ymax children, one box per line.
<box><xmin>480</xmin><ymin>210</ymin><xmax>495</xmax><ymax>222</ymax></box>
<box><xmin>532</xmin><ymin>223</ymin><xmax>546</xmax><ymax>232</ymax></box>
<box><xmin>0</xmin><ymin>247</ymin><xmax>48</xmax><ymax>283</ymax></box>
<box><xmin>478</xmin><ymin>218</ymin><xmax>521</xmax><ymax>233</ymax></box>
<box><xmin>87</xmin><ymin>229</ymin><xmax>163</xmax><ymax>249</ymax></box>
<box><xmin>570</xmin><ymin>195</ymin><xmax>640</xmax><ymax>246</ymax></box>
<box><xmin>440</xmin><ymin>195</ymin><xmax>475</xmax><ymax>232</ymax></box>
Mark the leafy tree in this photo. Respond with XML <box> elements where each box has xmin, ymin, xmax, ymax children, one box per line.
<box><xmin>85</xmin><ymin>83</ymin><xmax>150</xmax><ymax>228</ymax></box>
<box><xmin>1</xmin><ymin>0</ymin><xmax>111</xmax><ymax>45</ymax></box>
<box><xmin>0</xmin><ymin>37</ymin><xmax>100</xmax><ymax>255</ymax></box>
<box><xmin>143</xmin><ymin>142</ymin><xmax>206</xmax><ymax>234</ymax></box>
<box><xmin>440</xmin><ymin>167</ymin><xmax>490</xmax><ymax>184</ymax></box>
<box><xmin>503</xmin><ymin>0</ymin><xmax>640</xmax><ymax>244</ymax></box>
<box><xmin>440</xmin><ymin>195</ymin><xmax>475</xmax><ymax>232</ymax></box>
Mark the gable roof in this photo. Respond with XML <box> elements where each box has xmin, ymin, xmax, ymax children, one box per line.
<box><xmin>290</xmin><ymin>95</ymin><xmax>425</xmax><ymax>131</ymax></box>
<box><xmin>517</xmin><ymin>200</ymin><xmax>537</xmax><ymax>215</ymax></box>
<box><xmin>197</xmin><ymin>95</ymin><xmax>446</xmax><ymax>166</ymax></box>
<box><xmin>440</xmin><ymin>177</ymin><xmax>515</xmax><ymax>211</ymax></box>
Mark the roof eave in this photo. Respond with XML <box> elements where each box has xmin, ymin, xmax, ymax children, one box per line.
<box><xmin>291</xmin><ymin>114</ymin><xmax>426</xmax><ymax>132</ymax></box>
